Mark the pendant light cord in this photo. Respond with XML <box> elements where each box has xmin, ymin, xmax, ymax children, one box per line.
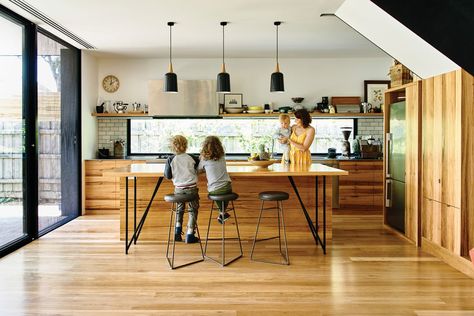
<box><xmin>276</xmin><ymin>23</ymin><xmax>279</xmax><ymax>64</ymax></box>
<box><xmin>222</xmin><ymin>23</ymin><xmax>225</xmax><ymax>66</ymax></box>
<box><xmin>169</xmin><ymin>23</ymin><xmax>172</xmax><ymax>66</ymax></box>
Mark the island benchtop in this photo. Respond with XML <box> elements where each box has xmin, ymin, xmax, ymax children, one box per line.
<box><xmin>103</xmin><ymin>162</ymin><xmax>349</xmax><ymax>178</ymax></box>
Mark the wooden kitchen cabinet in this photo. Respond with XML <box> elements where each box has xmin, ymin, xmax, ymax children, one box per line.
<box><xmin>84</xmin><ymin>160</ymin><xmax>146</xmax><ymax>214</ymax></box>
<box><xmin>421</xmin><ymin>69</ymin><xmax>474</xmax><ymax>261</ymax></box>
<box><xmin>337</xmin><ymin>161</ymin><xmax>383</xmax><ymax>211</ymax></box>
<box><xmin>422</xmin><ymin>198</ymin><xmax>461</xmax><ymax>255</ymax></box>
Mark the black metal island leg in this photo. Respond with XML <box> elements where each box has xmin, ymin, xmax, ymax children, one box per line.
<box><xmin>124</xmin><ymin>176</ymin><xmax>164</xmax><ymax>254</ymax></box>
<box><xmin>288</xmin><ymin>175</ymin><xmax>327</xmax><ymax>254</ymax></box>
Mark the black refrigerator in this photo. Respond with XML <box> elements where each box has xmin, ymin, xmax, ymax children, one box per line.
<box><xmin>386</xmin><ymin>101</ymin><xmax>406</xmax><ymax>233</ymax></box>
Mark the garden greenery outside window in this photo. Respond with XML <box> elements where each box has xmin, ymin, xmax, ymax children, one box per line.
<box><xmin>128</xmin><ymin>118</ymin><xmax>355</xmax><ymax>155</ymax></box>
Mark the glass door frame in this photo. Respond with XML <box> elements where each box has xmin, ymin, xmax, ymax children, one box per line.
<box><xmin>0</xmin><ymin>5</ymin><xmax>37</xmax><ymax>257</ymax></box>
<box><xmin>36</xmin><ymin>26</ymin><xmax>82</xmax><ymax>236</ymax></box>
<box><xmin>0</xmin><ymin>4</ymin><xmax>81</xmax><ymax>257</ymax></box>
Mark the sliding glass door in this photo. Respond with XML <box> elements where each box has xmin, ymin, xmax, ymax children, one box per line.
<box><xmin>0</xmin><ymin>13</ymin><xmax>26</xmax><ymax>249</ymax></box>
<box><xmin>37</xmin><ymin>31</ymin><xmax>81</xmax><ymax>232</ymax></box>
<box><xmin>0</xmin><ymin>5</ymin><xmax>81</xmax><ymax>256</ymax></box>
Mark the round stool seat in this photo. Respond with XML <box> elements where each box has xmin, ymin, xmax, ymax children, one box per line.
<box><xmin>208</xmin><ymin>192</ymin><xmax>239</xmax><ymax>202</ymax></box>
<box><xmin>258</xmin><ymin>191</ymin><xmax>289</xmax><ymax>201</ymax></box>
<box><xmin>164</xmin><ymin>193</ymin><xmax>199</xmax><ymax>203</ymax></box>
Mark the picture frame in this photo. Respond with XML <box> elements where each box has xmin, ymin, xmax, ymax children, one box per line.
<box><xmin>364</xmin><ymin>80</ymin><xmax>391</xmax><ymax>109</ymax></box>
<box><xmin>224</xmin><ymin>93</ymin><xmax>243</xmax><ymax>108</ymax></box>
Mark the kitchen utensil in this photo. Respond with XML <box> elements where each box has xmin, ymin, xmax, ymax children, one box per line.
<box><xmin>278</xmin><ymin>106</ymin><xmax>292</xmax><ymax>113</ymax></box>
<box><xmin>291</xmin><ymin>97</ymin><xmax>304</xmax><ymax>103</ymax></box>
<box><xmin>225</xmin><ymin>107</ymin><xmax>244</xmax><ymax>114</ymax></box>
<box><xmin>96</xmin><ymin>102</ymin><xmax>104</xmax><ymax>113</ymax></box>
<box><xmin>131</xmin><ymin>102</ymin><xmax>141</xmax><ymax>112</ymax></box>
<box><xmin>341</xmin><ymin>127</ymin><xmax>352</xmax><ymax>157</ymax></box>
<box><xmin>114</xmin><ymin>101</ymin><xmax>127</xmax><ymax>113</ymax></box>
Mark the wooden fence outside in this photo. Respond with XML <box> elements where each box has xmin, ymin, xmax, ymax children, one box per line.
<box><xmin>0</xmin><ymin>92</ymin><xmax>61</xmax><ymax>204</ymax></box>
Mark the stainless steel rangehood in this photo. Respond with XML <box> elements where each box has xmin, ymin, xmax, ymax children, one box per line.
<box><xmin>148</xmin><ymin>80</ymin><xmax>219</xmax><ymax>117</ymax></box>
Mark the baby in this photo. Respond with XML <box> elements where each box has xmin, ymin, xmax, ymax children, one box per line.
<box><xmin>273</xmin><ymin>114</ymin><xmax>292</xmax><ymax>164</ymax></box>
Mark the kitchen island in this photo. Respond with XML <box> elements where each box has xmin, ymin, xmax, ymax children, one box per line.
<box><xmin>104</xmin><ymin>162</ymin><xmax>348</xmax><ymax>254</ymax></box>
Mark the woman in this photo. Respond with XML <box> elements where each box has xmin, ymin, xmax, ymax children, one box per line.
<box><xmin>283</xmin><ymin>109</ymin><xmax>315</xmax><ymax>164</ymax></box>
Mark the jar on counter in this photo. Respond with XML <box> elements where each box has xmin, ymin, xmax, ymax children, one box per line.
<box><xmin>114</xmin><ymin>140</ymin><xmax>125</xmax><ymax>158</ymax></box>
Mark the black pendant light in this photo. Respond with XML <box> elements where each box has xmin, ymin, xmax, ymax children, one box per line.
<box><xmin>164</xmin><ymin>22</ymin><xmax>178</xmax><ymax>93</ymax></box>
<box><xmin>217</xmin><ymin>21</ymin><xmax>231</xmax><ymax>93</ymax></box>
<box><xmin>271</xmin><ymin>21</ymin><xmax>284</xmax><ymax>92</ymax></box>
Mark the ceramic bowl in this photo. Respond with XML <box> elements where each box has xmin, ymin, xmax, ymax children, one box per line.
<box><xmin>291</xmin><ymin>97</ymin><xmax>304</xmax><ymax>103</ymax></box>
<box><xmin>225</xmin><ymin>107</ymin><xmax>243</xmax><ymax>114</ymax></box>
<box><xmin>248</xmin><ymin>159</ymin><xmax>277</xmax><ymax>168</ymax></box>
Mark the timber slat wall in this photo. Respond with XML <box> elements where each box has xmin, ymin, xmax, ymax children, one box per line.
<box><xmin>421</xmin><ymin>69</ymin><xmax>474</xmax><ymax>262</ymax></box>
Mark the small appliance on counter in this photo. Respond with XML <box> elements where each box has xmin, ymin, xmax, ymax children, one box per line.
<box><xmin>98</xmin><ymin>147</ymin><xmax>110</xmax><ymax>159</ymax></box>
<box><xmin>340</xmin><ymin>127</ymin><xmax>352</xmax><ymax>157</ymax></box>
<box><xmin>327</xmin><ymin>148</ymin><xmax>337</xmax><ymax>159</ymax></box>
<box><xmin>358</xmin><ymin>138</ymin><xmax>382</xmax><ymax>159</ymax></box>
<box><xmin>113</xmin><ymin>140</ymin><xmax>125</xmax><ymax>158</ymax></box>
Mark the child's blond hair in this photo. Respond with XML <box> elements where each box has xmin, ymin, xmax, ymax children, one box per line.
<box><xmin>279</xmin><ymin>113</ymin><xmax>290</xmax><ymax>124</ymax></box>
<box><xmin>200</xmin><ymin>136</ymin><xmax>225</xmax><ymax>161</ymax></box>
<box><xmin>170</xmin><ymin>135</ymin><xmax>188</xmax><ymax>154</ymax></box>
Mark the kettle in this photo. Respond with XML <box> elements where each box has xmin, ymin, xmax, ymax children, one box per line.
<box><xmin>114</xmin><ymin>101</ymin><xmax>127</xmax><ymax>113</ymax></box>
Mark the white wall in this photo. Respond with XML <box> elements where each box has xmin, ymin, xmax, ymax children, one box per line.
<box><xmin>81</xmin><ymin>51</ymin><xmax>98</xmax><ymax>159</ymax></box>
<box><xmin>97</xmin><ymin>57</ymin><xmax>392</xmax><ymax>109</ymax></box>
<box><xmin>336</xmin><ymin>0</ymin><xmax>459</xmax><ymax>78</ymax></box>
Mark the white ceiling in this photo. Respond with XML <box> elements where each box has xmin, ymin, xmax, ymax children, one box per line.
<box><xmin>0</xmin><ymin>0</ymin><xmax>388</xmax><ymax>58</ymax></box>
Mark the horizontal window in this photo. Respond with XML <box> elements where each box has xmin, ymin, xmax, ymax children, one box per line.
<box><xmin>128</xmin><ymin>118</ymin><xmax>355</xmax><ymax>155</ymax></box>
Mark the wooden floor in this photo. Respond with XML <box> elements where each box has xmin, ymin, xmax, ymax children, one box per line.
<box><xmin>0</xmin><ymin>213</ymin><xmax>473</xmax><ymax>316</ymax></box>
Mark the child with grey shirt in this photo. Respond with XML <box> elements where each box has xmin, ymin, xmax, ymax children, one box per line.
<box><xmin>164</xmin><ymin>135</ymin><xmax>200</xmax><ymax>243</ymax></box>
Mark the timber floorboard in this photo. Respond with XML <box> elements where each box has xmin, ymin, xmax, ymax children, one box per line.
<box><xmin>0</xmin><ymin>214</ymin><xmax>473</xmax><ymax>315</ymax></box>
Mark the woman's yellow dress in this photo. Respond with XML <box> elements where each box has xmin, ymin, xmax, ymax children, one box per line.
<box><xmin>289</xmin><ymin>129</ymin><xmax>312</xmax><ymax>164</ymax></box>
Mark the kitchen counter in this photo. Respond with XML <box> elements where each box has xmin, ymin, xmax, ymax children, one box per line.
<box><xmin>104</xmin><ymin>163</ymin><xmax>346</xmax><ymax>246</ymax></box>
<box><xmin>85</xmin><ymin>155</ymin><xmax>382</xmax><ymax>162</ymax></box>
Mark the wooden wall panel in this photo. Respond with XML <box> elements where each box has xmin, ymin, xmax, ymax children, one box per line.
<box><xmin>422</xmin><ymin>69</ymin><xmax>472</xmax><ymax>260</ymax></box>
<box><xmin>405</xmin><ymin>82</ymin><xmax>422</xmax><ymax>244</ymax></box>
<box><xmin>441</xmin><ymin>71</ymin><xmax>461</xmax><ymax>208</ymax></box>
<box><xmin>460</xmin><ymin>70</ymin><xmax>474</xmax><ymax>256</ymax></box>
<box><xmin>422</xmin><ymin>77</ymin><xmax>435</xmax><ymax>201</ymax></box>
<box><xmin>119</xmin><ymin>175</ymin><xmax>333</xmax><ymax>241</ymax></box>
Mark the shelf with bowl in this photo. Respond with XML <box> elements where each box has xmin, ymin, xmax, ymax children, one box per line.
<box><xmin>92</xmin><ymin>112</ymin><xmax>150</xmax><ymax>117</ymax></box>
<box><xmin>220</xmin><ymin>112</ymin><xmax>383</xmax><ymax>118</ymax></box>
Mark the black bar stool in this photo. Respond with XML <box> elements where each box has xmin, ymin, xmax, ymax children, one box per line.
<box><xmin>204</xmin><ymin>192</ymin><xmax>243</xmax><ymax>266</ymax></box>
<box><xmin>250</xmin><ymin>191</ymin><xmax>290</xmax><ymax>265</ymax></box>
<box><xmin>164</xmin><ymin>193</ymin><xmax>204</xmax><ymax>269</ymax></box>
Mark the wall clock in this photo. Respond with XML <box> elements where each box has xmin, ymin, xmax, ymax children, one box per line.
<box><xmin>102</xmin><ymin>75</ymin><xmax>120</xmax><ymax>93</ymax></box>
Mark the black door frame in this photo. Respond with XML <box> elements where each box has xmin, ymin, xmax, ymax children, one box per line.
<box><xmin>0</xmin><ymin>4</ymin><xmax>81</xmax><ymax>257</ymax></box>
<box><xmin>36</xmin><ymin>27</ymin><xmax>82</xmax><ymax>237</ymax></box>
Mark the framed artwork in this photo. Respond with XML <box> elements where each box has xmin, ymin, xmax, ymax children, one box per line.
<box><xmin>364</xmin><ymin>80</ymin><xmax>390</xmax><ymax>109</ymax></box>
<box><xmin>224</xmin><ymin>93</ymin><xmax>243</xmax><ymax>108</ymax></box>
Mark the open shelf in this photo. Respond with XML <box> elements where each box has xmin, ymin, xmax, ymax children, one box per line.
<box><xmin>91</xmin><ymin>112</ymin><xmax>383</xmax><ymax>119</ymax></box>
<box><xmin>92</xmin><ymin>113</ymin><xmax>149</xmax><ymax>117</ymax></box>
<box><xmin>221</xmin><ymin>112</ymin><xmax>383</xmax><ymax>118</ymax></box>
